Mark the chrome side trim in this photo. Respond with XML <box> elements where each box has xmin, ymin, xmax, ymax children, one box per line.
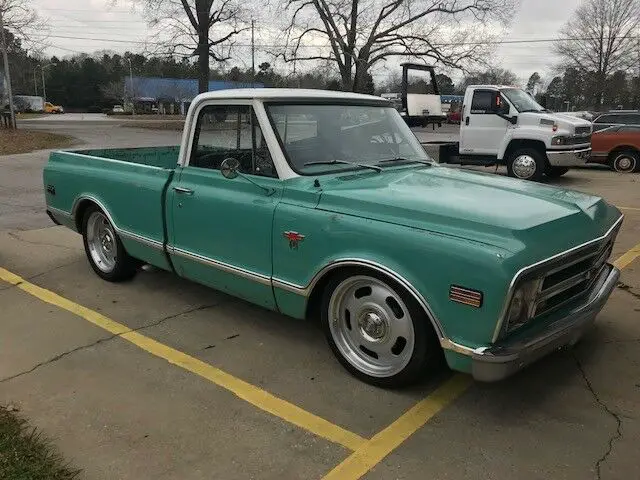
<box><xmin>118</xmin><ymin>229</ymin><xmax>164</xmax><ymax>250</ymax></box>
<box><xmin>171</xmin><ymin>247</ymin><xmax>272</xmax><ymax>287</ymax></box>
<box><xmin>48</xmin><ymin>206</ymin><xmax>73</xmax><ymax>221</ymax></box>
<box><xmin>273</xmin><ymin>259</ymin><xmax>446</xmax><ymax>340</ymax></box>
<box><xmin>491</xmin><ymin>214</ymin><xmax>624</xmax><ymax>343</ymax></box>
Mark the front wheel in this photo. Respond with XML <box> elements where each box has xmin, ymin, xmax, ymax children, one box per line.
<box><xmin>321</xmin><ymin>271</ymin><xmax>440</xmax><ymax>388</ymax></box>
<box><xmin>506</xmin><ymin>148</ymin><xmax>546</xmax><ymax>181</ymax></box>
<box><xmin>82</xmin><ymin>206</ymin><xmax>137</xmax><ymax>282</ymax></box>
<box><xmin>546</xmin><ymin>166</ymin><xmax>569</xmax><ymax>178</ymax></box>
<box><xmin>609</xmin><ymin>150</ymin><xmax>639</xmax><ymax>173</ymax></box>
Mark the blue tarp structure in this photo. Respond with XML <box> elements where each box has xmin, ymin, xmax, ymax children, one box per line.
<box><xmin>124</xmin><ymin>77</ymin><xmax>264</xmax><ymax>102</ymax></box>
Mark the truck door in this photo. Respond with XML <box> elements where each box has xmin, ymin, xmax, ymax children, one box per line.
<box><xmin>459</xmin><ymin>89</ymin><xmax>509</xmax><ymax>156</ymax></box>
<box><xmin>169</xmin><ymin>103</ymin><xmax>282</xmax><ymax>310</ymax></box>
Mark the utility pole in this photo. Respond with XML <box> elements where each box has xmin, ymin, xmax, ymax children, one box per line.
<box><xmin>251</xmin><ymin>19</ymin><xmax>255</xmax><ymax>87</ymax></box>
<box><xmin>41</xmin><ymin>66</ymin><xmax>46</xmax><ymax>103</ymax></box>
<box><xmin>0</xmin><ymin>9</ymin><xmax>17</xmax><ymax>129</ymax></box>
<box><xmin>33</xmin><ymin>69</ymin><xmax>38</xmax><ymax>95</ymax></box>
<box><xmin>126</xmin><ymin>57</ymin><xmax>135</xmax><ymax>116</ymax></box>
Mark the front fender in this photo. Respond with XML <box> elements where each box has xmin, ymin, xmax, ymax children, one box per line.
<box><xmin>272</xmin><ymin>202</ymin><xmax>513</xmax><ymax>349</ymax></box>
<box><xmin>498</xmin><ymin>128</ymin><xmax>552</xmax><ymax>160</ymax></box>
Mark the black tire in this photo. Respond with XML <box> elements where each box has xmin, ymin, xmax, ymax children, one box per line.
<box><xmin>81</xmin><ymin>205</ymin><xmax>137</xmax><ymax>282</ymax></box>
<box><xmin>609</xmin><ymin>150</ymin><xmax>639</xmax><ymax>173</ymax></box>
<box><xmin>506</xmin><ymin>148</ymin><xmax>546</xmax><ymax>181</ymax></box>
<box><xmin>320</xmin><ymin>269</ymin><xmax>442</xmax><ymax>388</ymax></box>
<box><xmin>546</xmin><ymin>166</ymin><xmax>569</xmax><ymax>178</ymax></box>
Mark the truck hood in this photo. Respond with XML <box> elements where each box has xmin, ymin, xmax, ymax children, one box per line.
<box><xmin>316</xmin><ymin>166</ymin><xmax>620</xmax><ymax>258</ymax></box>
<box><xmin>517</xmin><ymin>111</ymin><xmax>592</xmax><ymax>133</ymax></box>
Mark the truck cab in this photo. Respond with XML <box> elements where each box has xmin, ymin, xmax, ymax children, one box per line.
<box><xmin>438</xmin><ymin>85</ymin><xmax>592</xmax><ymax>181</ymax></box>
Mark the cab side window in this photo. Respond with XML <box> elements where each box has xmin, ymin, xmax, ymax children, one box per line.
<box><xmin>470</xmin><ymin>90</ymin><xmax>494</xmax><ymax>114</ymax></box>
<box><xmin>190</xmin><ymin>105</ymin><xmax>277</xmax><ymax>178</ymax></box>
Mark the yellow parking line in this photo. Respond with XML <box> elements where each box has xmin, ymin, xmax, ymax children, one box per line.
<box><xmin>614</xmin><ymin>242</ymin><xmax>640</xmax><ymax>270</ymax></box>
<box><xmin>617</xmin><ymin>206</ymin><xmax>640</xmax><ymax>212</ymax></box>
<box><xmin>321</xmin><ymin>374</ymin><xmax>472</xmax><ymax>480</ymax></box>
<box><xmin>0</xmin><ymin>266</ymin><xmax>366</xmax><ymax>452</ymax></box>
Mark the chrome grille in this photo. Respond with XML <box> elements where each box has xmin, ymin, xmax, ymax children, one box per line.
<box><xmin>567</xmin><ymin>134</ymin><xmax>591</xmax><ymax>145</ymax></box>
<box><xmin>533</xmin><ymin>239</ymin><xmax>613</xmax><ymax>317</ymax></box>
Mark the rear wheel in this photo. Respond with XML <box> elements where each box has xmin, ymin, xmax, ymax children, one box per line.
<box><xmin>82</xmin><ymin>206</ymin><xmax>137</xmax><ymax>282</ymax></box>
<box><xmin>546</xmin><ymin>166</ymin><xmax>569</xmax><ymax>178</ymax></box>
<box><xmin>320</xmin><ymin>270</ymin><xmax>440</xmax><ymax>388</ymax></box>
<box><xmin>609</xmin><ymin>150</ymin><xmax>639</xmax><ymax>173</ymax></box>
<box><xmin>506</xmin><ymin>148</ymin><xmax>546</xmax><ymax>181</ymax></box>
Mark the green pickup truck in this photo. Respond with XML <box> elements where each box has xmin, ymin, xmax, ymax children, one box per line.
<box><xmin>44</xmin><ymin>89</ymin><xmax>623</xmax><ymax>387</ymax></box>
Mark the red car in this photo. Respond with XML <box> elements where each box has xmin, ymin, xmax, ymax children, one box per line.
<box><xmin>447</xmin><ymin>110</ymin><xmax>461</xmax><ymax>124</ymax></box>
<box><xmin>590</xmin><ymin>125</ymin><xmax>640</xmax><ymax>173</ymax></box>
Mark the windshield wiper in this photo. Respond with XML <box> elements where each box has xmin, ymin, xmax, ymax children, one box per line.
<box><xmin>518</xmin><ymin>109</ymin><xmax>544</xmax><ymax>113</ymax></box>
<box><xmin>304</xmin><ymin>160</ymin><xmax>382</xmax><ymax>173</ymax></box>
<box><xmin>377</xmin><ymin>157</ymin><xmax>434</xmax><ymax>167</ymax></box>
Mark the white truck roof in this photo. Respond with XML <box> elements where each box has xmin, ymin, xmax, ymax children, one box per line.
<box><xmin>194</xmin><ymin>88</ymin><xmax>388</xmax><ymax>103</ymax></box>
<box><xmin>466</xmin><ymin>85</ymin><xmax>518</xmax><ymax>90</ymax></box>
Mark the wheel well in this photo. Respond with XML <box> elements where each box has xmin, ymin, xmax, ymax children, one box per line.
<box><xmin>74</xmin><ymin>199</ymin><xmax>99</xmax><ymax>233</ymax></box>
<box><xmin>304</xmin><ymin>264</ymin><xmax>441</xmax><ymax>337</ymax></box>
<box><xmin>608</xmin><ymin>146</ymin><xmax>639</xmax><ymax>161</ymax></box>
<box><xmin>503</xmin><ymin>139</ymin><xmax>547</xmax><ymax>161</ymax></box>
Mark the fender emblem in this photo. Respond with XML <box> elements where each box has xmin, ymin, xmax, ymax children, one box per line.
<box><xmin>283</xmin><ymin>231</ymin><xmax>305</xmax><ymax>249</ymax></box>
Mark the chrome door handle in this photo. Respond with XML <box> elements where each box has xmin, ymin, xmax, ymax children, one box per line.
<box><xmin>173</xmin><ymin>187</ymin><xmax>194</xmax><ymax>195</ymax></box>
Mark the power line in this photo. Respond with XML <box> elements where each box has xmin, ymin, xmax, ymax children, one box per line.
<box><xmin>30</xmin><ymin>32</ymin><xmax>640</xmax><ymax>49</ymax></box>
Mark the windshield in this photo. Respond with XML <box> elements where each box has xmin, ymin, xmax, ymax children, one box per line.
<box><xmin>501</xmin><ymin>88</ymin><xmax>545</xmax><ymax>113</ymax></box>
<box><xmin>266</xmin><ymin>103</ymin><xmax>431</xmax><ymax>175</ymax></box>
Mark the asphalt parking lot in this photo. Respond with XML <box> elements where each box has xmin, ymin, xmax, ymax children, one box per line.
<box><xmin>1</xmin><ymin>120</ymin><xmax>639</xmax><ymax>479</ymax></box>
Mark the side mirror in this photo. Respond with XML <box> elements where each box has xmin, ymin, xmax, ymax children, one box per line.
<box><xmin>220</xmin><ymin>157</ymin><xmax>240</xmax><ymax>179</ymax></box>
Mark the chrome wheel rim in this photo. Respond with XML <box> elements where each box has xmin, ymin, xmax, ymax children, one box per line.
<box><xmin>512</xmin><ymin>155</ymin><xmax>537</xmax><ymax>179</ymax></box>
<box><xmin>86</xmin><ymin>211</ymin><xmax>117</xmax><ymax>273</ymax></box>
<box><xmin>614</xmin><ymin>155</ymin><xmax>635</xmax><ymax>172</ymax></box>
<box><xmin>328</xmin><ymin>276</ymin><xmax>415</xmax><ymax>378</ymax></box>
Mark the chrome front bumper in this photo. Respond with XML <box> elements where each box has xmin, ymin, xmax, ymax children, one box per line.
<box><xmin>546</xmin><ymin>147</ymin><xmax>591</xmax><ymax>167</ymax></box>
<box><xmin>471</xmin><ymin>263</ymin><xmax>619</xmax><ymax>382</ymax></box>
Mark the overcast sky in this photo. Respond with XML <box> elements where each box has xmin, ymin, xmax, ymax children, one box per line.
<box><xmin>32</xmin><ymin>0</ymin><xmax>583</xmax><ymax>87</ymax></box>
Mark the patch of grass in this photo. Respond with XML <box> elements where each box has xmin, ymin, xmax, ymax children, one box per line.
<box><xmin>0</xmin><ymin>405</ymin><xmax>81</xmax><ymax>480</ymax></box>
<box><xmin>0</xmin><ymin>130</ymin><xmax>77</xmax><ymax>155</ymax></box>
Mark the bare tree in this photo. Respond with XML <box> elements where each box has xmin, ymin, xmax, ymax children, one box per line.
<box><xmin>140</xmin><ymin>0</ymin><xmax>245</xmax><ymax>93</ymax></box>
<box><xmin>458</xmin><ymin>67</ymin><xmax>519</xmax><ymax>92</ymax></box>
<box><xmin>277</xmin><ymin>0</ymin><xmax>514</xmax><ymax>92</ymax></box>
<box><xmin>555</xmin><ymin>0</ymin><xmax>640</xmax><ymax>109</ymax></box>
<box><xmin>0</xmin><ymin>0</ymin><xmax>46</xmax><ymax>48</ymax></box>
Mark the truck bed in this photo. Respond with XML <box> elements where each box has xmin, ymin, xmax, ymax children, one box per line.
<box><xmin>44</xmin><ymin>147</ymin><xmax>179</xmax><ymax>272</ymax></box>
<box><xmin>71</xmin><ymin>146</ymin><xmax>180</xmax><ymax>169</ymax></box>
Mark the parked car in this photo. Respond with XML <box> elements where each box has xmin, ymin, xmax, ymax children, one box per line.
<box><xmin>590</xmin><ymin>125</ymin><xmax>640</xmax><ymax>172</ymax></box>
<box><xmin>431</xmin><ymin>85</ymin><xmax>592</xmax><ymax>181</ymax></box>
<box><xmin>43</xmin><ymin>88</ymin><xmax>623</xmax><ymax>387</ymax></box>
<box><xmin>447</xmin><ymin>110</ymin><xmax>461</xmax><ymax>124</ymax></box>
<box><xmin>44</xmin><ymin>102</ymin><xmax>64</xmax><ymax>114</ymax></box>
<box><xmin>112</xmin><ymin>105</ymin><xmax>125</xmax><ymax>114</ymax></box>
<box><xmin>592</xmin><ymin>111</ymin><xmax>640</xmax><ymax>132</ymax></box>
